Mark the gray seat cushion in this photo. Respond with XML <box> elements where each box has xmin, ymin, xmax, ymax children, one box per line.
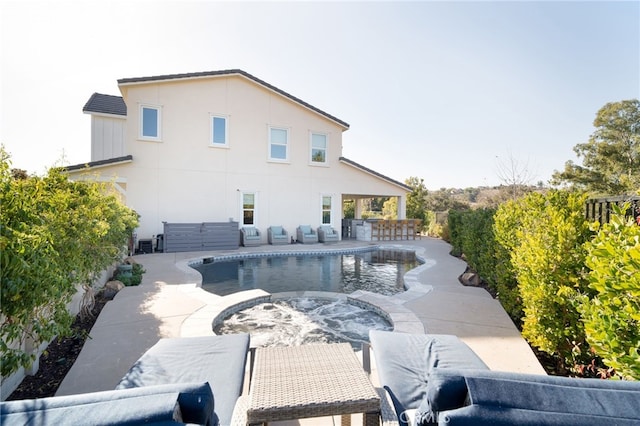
<box><xmin>370</xmin><ymin>330</ymin><xmax>488</xmax><ymax>424</ymax></box>
<box><xmin>418</xmin><ymin>368</ymin><xmax>640</xmax><ymax>426</ymax></box>
<box><xmin>117</xmin><ymin>334</ymin><xmax>250</xmax><ymax>426</ymax></box>
<box><xmin>299</xmin><ymin>225</ymin><xmax>312</xmax><ymax>235</ymax></box>
<box><xmin>1</xmin><ymin>382</ymin><xmax>214</xmax><ymax>426</ymax></box>
<box><xmin>438</xmin><ymin>404</ymin><xmax>640</xmax><ymax>426</ymax></box>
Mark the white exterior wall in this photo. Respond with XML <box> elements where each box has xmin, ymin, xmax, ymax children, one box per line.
<box><xmin>80</xmin><ymin>74</ymin><xmax>407</xmax><ymax>243</ymax></box>
<box><xmin>90</xmin><ymin>115</ymin><xmax>126</xmax><ymax>161</ymax></box>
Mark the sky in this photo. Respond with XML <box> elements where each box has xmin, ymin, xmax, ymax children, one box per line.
<box><xmin>1</xmin><ymin>1</ymin><xmax>639</xmax><ymax>190</ymax></box>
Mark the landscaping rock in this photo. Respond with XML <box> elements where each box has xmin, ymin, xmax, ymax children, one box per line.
<box><xmin>460</xmin><ymin>272</ymin><xmax>481</xmax><ymax>286</ymax></box>
<box><xmin>103</xmin><ymin>280</ymin><xmax>125</xmax><ymax>299</ymax></box>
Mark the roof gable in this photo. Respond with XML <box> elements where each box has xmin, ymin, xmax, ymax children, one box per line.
<box><xmin>83</xmin><ymin>93</ymin><xmax>127</xmax><ymax>116</ymax></box>
<box><xmin>117</xmin><ymin>69</ymin><xmax>349</xmax><ymax>130</ymax></box>
<box><xmin>340</xmin><ymin>157</ymin><xmax>411</xmax><ymax>191</ymax></box>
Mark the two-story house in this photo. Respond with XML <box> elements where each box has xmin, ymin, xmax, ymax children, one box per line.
<box><xmin>66</xmin><ymin>69</ymin><xmax>410</xmax><ymax>248</ymax></box>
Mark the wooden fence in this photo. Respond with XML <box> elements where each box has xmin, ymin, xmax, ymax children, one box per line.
<box><xmin>585</xmin><ymin>196</ymin><xmax>640</xmax><ymax>224</ymax></box>
<box><xmin>163</xmin><ymin>221</ymin><xmax>239</xmax><ymax>253</ymax></box>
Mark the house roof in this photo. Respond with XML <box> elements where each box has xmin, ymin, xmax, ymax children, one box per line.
<box><xmin>83</xmin><ymin>93</ymin><xmax>127</xmax><ymax>116</ymax></box>
<box><xmin>339</xmin><ymin>157</ymin><xmax>411</xmax><ymax>191</ymax></box>
<box><xmin>117</xmin><ymin>69</ymin><xmax>350</xmax><ymax>130</ymax></box>
<box><xmin>65</xmin><ymin>155</ymin><xmax>133</xmax><ymax>172</ymax></box>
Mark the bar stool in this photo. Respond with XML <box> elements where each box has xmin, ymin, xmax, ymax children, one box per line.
<box><xmin>407</xmin><ymin>220</ymin><xmax>416</xmax><ymax>240</ymax></box>
<box><xmin>370</xmin><ymin>221</ymin><xmax>381</xmax><ymax>241</ymax></box>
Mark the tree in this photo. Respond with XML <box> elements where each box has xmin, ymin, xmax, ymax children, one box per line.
<box><xmin>495</xmin><ymin>153</ymin><xmax>536</xmax><ymax>200</ymax></box>
<box><xmin>552</xmin><ymin>99</ymin><xmax>640</xmax><ymax>194</ymax></box>
<box><xmin>424</xmin><ymin>188</ymin><xmax>470</xmax><ymax>212</ymax></box>
<box><xmin>405</xmin><ymin>176</ymin><xmax>428</xmax><ymax>221</ymax></box>
<box><xmin>382</xmin><ymin>197</ymin><xmax>397</xmax><ymax>219</ymax></box>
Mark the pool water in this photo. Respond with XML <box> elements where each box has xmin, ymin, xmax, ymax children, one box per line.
<box><xmin>213</xmin><ymin>297</ymin><xmax>393</xmax><ymax>349</ymax></box>
<box><xmin>195</xmin><ymin>249</ymin><xmax>418</xmax><ymax>297</ymax></box>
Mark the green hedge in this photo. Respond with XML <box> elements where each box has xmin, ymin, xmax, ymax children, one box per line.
<box><xmin>503</xmin><ymin>191</ymin><xmax>592</xmax><ymax>371</ymax></box>
<box><xmin>1</xmin><ymin>150</ymin><xmax>139</xmax><ymax>376</ymax></box>
<box><xmin>580</xmin><ymin>204</ymin><xmax>640</xmax><ymax>380</ymax></box>
<box><xmin>449</xmin><ymin>190</ymin><xmax>640</xmax><ymax>377</ymax></box>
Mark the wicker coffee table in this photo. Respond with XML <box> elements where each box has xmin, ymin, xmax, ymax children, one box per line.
<box><xmin>247</xmin><ymin>343</ymin><xmax>380</xmax><ymax>426</ymax></box>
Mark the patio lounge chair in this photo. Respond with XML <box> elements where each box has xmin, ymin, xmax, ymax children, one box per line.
<box><xmin>240</xmin><ymin>227</ymin><xmax>261</xmax><ymax>246</ymax></box>
<box><xmin>267</xmin><ymin>226</ymin><xmax>289</xmax><ymax>245</ymax></box>
<box><xmin>2</xmin><ymin>334</ymin><xmax>251</xmax><ymax>426</ymax></box>
<box><xmin>368</xmin><ymin>330</ymin><xmax>640</xmax><ymax>426</ymax></box>
<box><xmin>296</xmin><ymin>225</ymin><xmax>318</xmax><ymax>244</ymax></box>
<box><xmin>317</xmin><ymin>225</ymin><xmax>339</xmax><ymax>242</ymax></box>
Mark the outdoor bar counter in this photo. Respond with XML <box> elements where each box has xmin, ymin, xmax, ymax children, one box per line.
<box><xmin>353</xmin><ymin>219</ymin><xmax>422</xmax><ymax>241</ymax></box>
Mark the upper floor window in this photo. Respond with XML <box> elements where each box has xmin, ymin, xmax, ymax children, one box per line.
<box><xmin>140</xmin><ymin>105</ymin><xmax>161</xmax><ymax>141</ymax></box>
<box><xmin>310</xmin><ymin>133</ymin><xmax>327</xmax><ymax>164</ymax></box>
<box><xmin>269</xmin><ymin>127</ymin><xmax>289</xmax><ymax>162</ymax></box>
<box><xmin>211</xmin><ymin>115</ymin><xmax>228</xmax><ymax>147</ymax></box>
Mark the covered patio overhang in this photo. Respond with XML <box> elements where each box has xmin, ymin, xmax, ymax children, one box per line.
<box><xmin>337</xmin><ymin>157</ymin><xmax>411</xmax><ymax>221</ymax></box>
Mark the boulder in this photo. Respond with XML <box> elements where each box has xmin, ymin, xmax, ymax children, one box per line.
<box><xmin>103</xmin><ymin>280</ymin><xmax>125</xmax><ymax>299</ymax></box>
<box><xmin>460</xmin><ymin>272</ymin><xmax>481</xmax><ymax>286</ymax></box>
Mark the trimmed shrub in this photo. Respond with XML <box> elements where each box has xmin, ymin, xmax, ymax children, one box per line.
<box><xmin>580</xmin><ymin>204</ymin><xmax>640</xmax><ymax>380</ymax></box>
<box><xmin>508</xmin><ymin>191</ymin><xmax>592</xmax><ymax>372</ymax></box>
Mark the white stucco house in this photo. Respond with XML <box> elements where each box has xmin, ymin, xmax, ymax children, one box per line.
<box><xmin>67</xmin><ymin>69</ymin><xmax>410</xmax><ymax>249</ymax></box>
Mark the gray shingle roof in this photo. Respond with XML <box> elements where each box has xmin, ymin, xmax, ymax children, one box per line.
<box><xmin>65</xmin><ymin>155</ymin><xmax>133</xmax><ymax>172</ymax></box>
<box><xmin>83</xmin><ymin>93</ymin><xmax>127</xmax><ymax>116</ymax></box>
<box><xmin>117</xmin><ymin>69</ymin><xmax>349</xmax><ymax>129</ymax></box>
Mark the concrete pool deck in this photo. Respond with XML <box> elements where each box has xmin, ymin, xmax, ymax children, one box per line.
<box><xmin>55</xmin><ymin>237</ymin><xmax>545</xmax><ymax>405</ymax></box>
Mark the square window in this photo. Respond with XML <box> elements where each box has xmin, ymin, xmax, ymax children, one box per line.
<box><xmin>269</xmin><ymin>127</ymin><xmax>288</xmax><ymax>161</ymax></box>
<box><xmin>311</xmin><ymin>133</ymin><xmax>327</xmax><ymax>163</ymax></box>
<box><xmin>140</xmin><ymin>105</ymin><xmax>161</xmax><ymax>140</ymax></box>
<box><xmin>211</xmin><ymin>116</ymin><xmax>228</xmax><ymax>146</ymax></box>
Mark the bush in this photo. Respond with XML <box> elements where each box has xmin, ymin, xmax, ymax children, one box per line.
<box><xmin>507</xmin><ymin>191</ymin><xmax>592</xmax><ymax>372</ymax></box>
<box><xmin>493</xmin><ymin>197</ymin><xmax>533</xmax><ymax>325</ymax></box>
<box><xmin>0</xmin><ymin>149</ymin><xmax>139</xmax><ymax>376</ymax></box>
<box><xmin>580</xmin><ymin>204</ymin><xmax>640</xmax><ymax>380</ymax></box>
<box><xmin>447</xmin><ymin>210</ymin><xmax>464</xmax><ymax>255</ymax></box>
<box><xmin>113</xmin><ymin>263</ymin><xmax>145</xmax><ymax>286</ymax></box>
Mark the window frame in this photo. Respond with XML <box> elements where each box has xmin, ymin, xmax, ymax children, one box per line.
<box><xmin>210</xmin><ymin>114</ymin><xmax>229</xmax><ymax>148</ymax></box>
<box><xmin>241</xmin><ymin>191</ymin><xmax>257</xmax><ymax>226</ymax></box>
<box><xmin>268</xmin><ymin>126</ymin><xmax>290</xmax><ymax>163</ymax></box>
<box><xmin>139</xmin><ymin>104</ymin><xmax>162</xmax><ymax>142</ymax></box>
<box><xmin>321</xmin><ymin>195</ymin><xmax>332</xmax><ymax>225</ymax></box>
<box><xmin>310</xmin><ymin>132</ymin><xmax>328</xmax><ymax>165</ymax></box>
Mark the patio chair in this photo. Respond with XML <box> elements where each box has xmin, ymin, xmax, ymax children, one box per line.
<box><xmin>317</xmin><ymin>225</ymin><xmax>339</xmax><ymax>243</ymax></box>
<box><xmin>296</xmin><ymin>225</ymin><xmax>318</xmax><ymax>244</ymax></box>
<box><xmin>240</xmin><ymin>227</ymin><xmax>261</xmax><ymax>247</ymax></box>
<box><xmin>267</xmin><ymin>226</ymin><xmax>289</xmax><ymax>245</ymax></box>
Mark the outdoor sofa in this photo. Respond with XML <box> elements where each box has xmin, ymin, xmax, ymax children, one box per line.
<box><xmin>240</xmin><ymin>227</ymin><xmax>261</xmax><ymax>247</ymax></box>
<box><xmin>267</xmin><ymin>226</ymin><xmax>288</xmax><ymax>245</ymax></box>
<box><xmin>317</xmin><ymin>225</ymin><xmax>339</xmax><ymax>242</ymax></box>
<box><xmin>1</xmin><ymin>333</ymin><xmax>250</xmax><ymax>426</ymax></box>
<box><xmin>369</xmin><ymin>330</ymin><xmax>640</xmax><ymax>426</ymax></box>
<box><xmin>296</xmin><ymin>225</ymin><xmax>318</xmax><ymax>244</ymax></box>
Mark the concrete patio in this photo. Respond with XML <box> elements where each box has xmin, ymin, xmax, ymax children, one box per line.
<box><xmin>55</xmin><ymin>237</ymin><xmax>544</xmax><ymax>424</ymax></box>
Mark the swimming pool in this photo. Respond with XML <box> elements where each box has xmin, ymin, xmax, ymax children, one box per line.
<box><xmin>193</xmin><ymin>248</ymin><xmax>419</xmax><ymax>297</ymax></box>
